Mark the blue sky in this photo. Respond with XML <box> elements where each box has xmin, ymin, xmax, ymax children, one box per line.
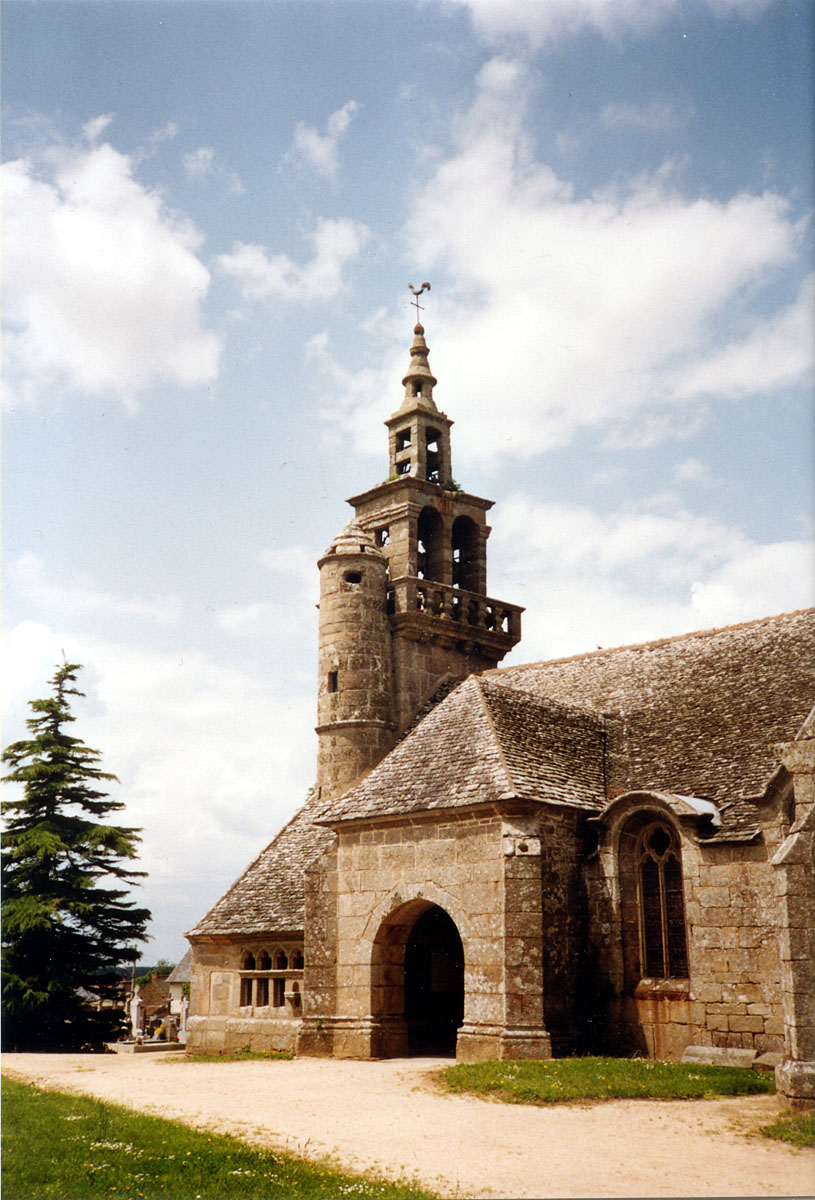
<box><xmin>3</xmin><ymin>0</ymin><xmax>813</xmax><ymax>962</ymax></box>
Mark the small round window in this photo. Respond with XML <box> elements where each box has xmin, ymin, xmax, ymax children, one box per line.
<box><xmin>344</xmin><ymin>570</ymin><xmax>362</xmax><ymax>586</ymax></box>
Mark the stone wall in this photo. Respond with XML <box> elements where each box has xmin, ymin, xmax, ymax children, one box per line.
<box><xmin>186</xmin><ymin>936</ymin><xmax>304</xmax><ymax>1055</ymax></box>
<box><xmin>297</xmin><ymin>842</ymin><xmax>340</xmax><ymax>1056</ymax></box>
<box><xmin>316</xmin><ymin>531</ymin><xmax>394</xmax><ymax>800</ymax></box>
<box><xmin>390</xmin><ymin>631</ymin><xmax>497</xmax><ymax>733</ymax></box>
<box><xmin>588</xmin><ymin>792</ymin><xmax>785</xmax><ymax>1060</ymax></box>
<box><xmin>773</xmin><ymin>725</ymin><xmax>815</xmax><ymax>1108</ymax></box>
<box><xmin>683</xmin><ymin>836</ymin><xmax>784</xmax><ymax>1056</ymax></box>
<box><xmin>298</xmin><ymin>807</ymin><xmax>555</xmax><ymax>1061</ymax></box>
<box><xmin>538</xmin><ymin>807</ymin><xmax>590</xmax><ymax>1052</ymax></box>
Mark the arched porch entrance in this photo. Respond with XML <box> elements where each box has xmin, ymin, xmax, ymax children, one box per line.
<box><xmin>371</xmin><ymin>900</ymin><xmax>464</xmax><ymax>1057</ymax></box>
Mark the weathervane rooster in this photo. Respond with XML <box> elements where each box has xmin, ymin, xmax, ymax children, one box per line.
<box><xmin>408</xmin><ymin>281</ymin><xmax>431</xmax><ymax>319</ymax></box>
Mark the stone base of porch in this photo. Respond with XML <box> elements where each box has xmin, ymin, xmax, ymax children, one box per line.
<box><xmin>776</xmin><ymin>1058</ymin><xmax>815</xmax><ymax>1110</ymax></box>
<box><xmin>297</xmin><ymin>1015</ymin><xmax>408</xmax><ymax>1059</ymax></box>
<box><xmin>456</xmin><ymin>1023</ymin><xmax>552</xmax><ymax>1062</ymax></box>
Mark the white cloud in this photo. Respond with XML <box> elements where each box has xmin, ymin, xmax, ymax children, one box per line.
<box><xmin>260</xmin><ymin>544</ymin><xmax>319</xmax><ymax>592</ymax></box>
<box><xmin>216</xmin><ymin>601</ymin><xmax>277</xmax><ymax>637</ymax></box>
<box><xmin>672</xmin><ymin>458</ymin><xmax>710</xmax><ymax>485</ymax></box>
<box><xmin>689</xmin><ymin>541</ymin><xmax>815</xmax><ymax>627</ymax></box>
<box><xmin>82</xmin><ymin>113</ymin><xmax>115</xmax><ymax>143</ymax></box>
<box><xmin>2</xmin><ymin>618</ymin><xmax>316</xmax><ymax>961</ymax></box>
<box><xmin>148</xmin><ymin>121</ymin><xmax>178</xmax><ymax>148</ymax></box>
<box><xmin>183</xmin><ymin>145</ymin><xmax>244</xmax><ymax>194</ymax></box>
<box><xmin>326</xmin><ymin>58</ymin><xmax>808</xmax><ymax>463</ymax></box>
<box><xmin>218</xmin><ymin>545</ymin><xmax>320</xmax><ymax>637</ymax></box>
<box><xmin>218</xmin><ymin>217</ymin><xmax>370</xmax><ymax>303</ymax></box>
<box><xmin>450</xmin><ymin>0</ymin><xmax>773</xmax><ymax>47</ymax></box>
<box><xmin>184</xmin><ymin>146</ymin><xmax>215</xmax><ymax>178</ymax></box>
<box><xmin>600</xmin><ymin>95</ymin><xmax>694</xmax><ymax>132</ymax></box>
<box><xmin>671</xmin><ymin>275</ymin><xmax>815</xmax><ymax>401</ymax></box>
<box><xmin>2</xmin><ymin>125</ymin><xmax>221</xmax><ymax>407</ymax></box>
<box><xmin>492</xmin><ymin>493</ymin><xmax>814</xmax><ymax>662</ymax></box>
<box><xmin>290</xmin><ymin>100</ymin><xmax>359</xmax><ymax>178</ymax></box>
<box><xmin>8</xmin><ymin>553</ymin><xmax>181</xmax><ymax>627</ymax></box>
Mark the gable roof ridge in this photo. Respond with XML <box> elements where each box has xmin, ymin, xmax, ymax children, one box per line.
<box><xmin>395</xmin><ymin>674</ymin><xmax>468</xmax><ymax>744</ymax></box>
<box><xmin>478</xmin><ymin>673</ymin><xmax>606</xmax><ymax>726</ymax></box>
<box><xmin>311</xmin><ymin>672</ymin><xmax>514</xmax><ymax>823</ymax></box>
<box><xmin>472</xmin><ymin>676</ymin><xmax>517</xmax><ymax>797</ymax></box>
<box><xmin>485</xmin><ymin>607</ymin><xmax>815</xmax><ymax>675</ymax></box>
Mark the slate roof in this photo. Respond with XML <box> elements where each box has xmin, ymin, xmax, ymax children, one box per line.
<box><xmin>396</xmin><ymin>676</ymin><xmax>464</xmax><ymax>743</ymax></box>
<box><xmin>490</xmin><ymin>609</ymin><xmax>815</xmax><ymax>810</ymax></box>
<box><xmin>166</xmin><ymin>950</ymin><xmax>191</xmax><ymax>984</ymax></box>
<box><xmin>312</xmin><ymin>676</ymin><xmax>607</xmax><ymax>824</ymax></box>
<box><xmin>189</xmin><ymin>609</ymin><xmax>814</xmax><ymax>937</ymax></box>
<box><xmin>187</xmin><ymin>802</ymin><xmax>335</xmax><ymax>939</ymax></box>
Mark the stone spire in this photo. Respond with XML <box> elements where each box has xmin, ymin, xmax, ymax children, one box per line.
<box><xmin>399</xmin><ymin>323</ymin><xmax>438</xmax><ymax>412</ymax></box>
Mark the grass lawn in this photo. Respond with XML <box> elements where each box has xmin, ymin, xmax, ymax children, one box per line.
<box><xmin>761</xmin><ymin>1110</ymin><xmax>815</xmax><ymax>1148</ymax></box>
<box><xmin>1</xmin><ymin>1076</ymin><xmax>437</xmax><ymax>1200</ymax></box>
<box><xmin>441</xmin><ymin>1056</ymin><xmax>776</xmax><ymax>1104</ymax></box>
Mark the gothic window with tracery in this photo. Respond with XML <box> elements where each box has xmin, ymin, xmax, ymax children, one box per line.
<box><xmin>636</xmin><ymin>822</ymin><xmax>688</xmax><ymax>979</ymax></box>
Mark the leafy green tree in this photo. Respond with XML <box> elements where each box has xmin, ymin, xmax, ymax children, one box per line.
<box><xmin>135</xmin><ymin>958</ymin><xmax>175</xmax><ymax>986</ymax></box>
<box><xmin>2</xmin><ymin>661</ymin><xmax>151</xmax><ymax>1051</ymax></box>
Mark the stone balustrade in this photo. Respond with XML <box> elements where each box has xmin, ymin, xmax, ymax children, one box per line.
<box><xmin>387</xmin><ymin>576</ymin><xmax>523</xmax><ymax>641</ymax></box>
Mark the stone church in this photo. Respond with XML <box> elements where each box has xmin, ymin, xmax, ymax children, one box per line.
<box><xmin>187</xmin><ymin>320</ymin><xmax>815</xmax><ymax>1107</ymax></box>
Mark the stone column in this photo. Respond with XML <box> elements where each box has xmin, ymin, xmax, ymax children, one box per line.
<box><xmin>772</xmin><ymin>726</ymin><xmax>815</xmax><ymax>1109</ymax></box>
<box><xmin>498</xmin><ymin>822</ymin><xmax>552</xmax><ymax>1060</ymax></box>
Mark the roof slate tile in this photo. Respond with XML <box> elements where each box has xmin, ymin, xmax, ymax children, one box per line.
<box><xmin>188</xmin><ymin>609</ymin><xmax>814</xmax><ymax>938</ymax></box>
<box><xmin>490</xmin><ymin>609</ymin><xmax>815</xmax><ymax>807</ymax></box>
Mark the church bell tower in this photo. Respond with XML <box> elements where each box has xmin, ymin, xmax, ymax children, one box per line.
<box><xmin>316</xmin><ymin>298</ymin><xmax>523</xmax><ymax>800</ymax></box>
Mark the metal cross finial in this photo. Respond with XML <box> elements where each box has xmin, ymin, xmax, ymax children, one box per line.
<box><xmin>408</xmin><ymin>281</ymin><xmax>431</xmax><ymax>320</ymax></box>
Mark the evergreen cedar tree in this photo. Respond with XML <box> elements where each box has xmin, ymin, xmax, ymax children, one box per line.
<box><xmin>1</xmin><ymin>661</ymin><xmax>150</xmax><ymax>1051</ymax></box>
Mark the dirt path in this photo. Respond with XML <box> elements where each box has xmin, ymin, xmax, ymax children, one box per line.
<box><xmin>3</xmin><ymin>1053</ymin><xmax>814</xmax><ymax>1198</ymax></box>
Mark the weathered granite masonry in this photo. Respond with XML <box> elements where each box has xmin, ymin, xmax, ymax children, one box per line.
<box><xmin>773</xmin><ymin>715</ymin><xmax>815</xmax><ymax>1108</ymax></box>
<box><xmin>587</xmin><ymin>791</ymin><xmax>787</xmax><ymax>1061</ymax></box>
<box><xmin>298</xmin><ymin>808</ymin><xmax>557</xmax><ymax>1061</ymax></box>
<box><xmin>187</xmin><ymin>935</ymin><xmax>304</xmax><ymax>1055</ymax></box>
<box><xmin>314</xmin><ymin>323</ymin><xmax>522</xmax><ymax>804</ymax></box>
<box><xmin>316</xmin><ymin>523</ymin><xmax>395</xmax><ymax>801</ymax></box>
<box><xmin>187</xmin><ymin>317</ymin><xmax>814</xmax><ymax>1086</ymax></box>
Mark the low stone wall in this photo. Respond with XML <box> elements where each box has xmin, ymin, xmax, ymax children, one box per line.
<box><xmin>186</xmin><ymin>1015</ymin><xmax>299</xmax><ymax>1055</ymax></box>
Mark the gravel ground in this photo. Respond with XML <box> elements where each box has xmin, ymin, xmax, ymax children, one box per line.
<box><xmin>3</xmin><ymin>1052</ymin><xmax>814</xmax><ymax>1198</ymax></box>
